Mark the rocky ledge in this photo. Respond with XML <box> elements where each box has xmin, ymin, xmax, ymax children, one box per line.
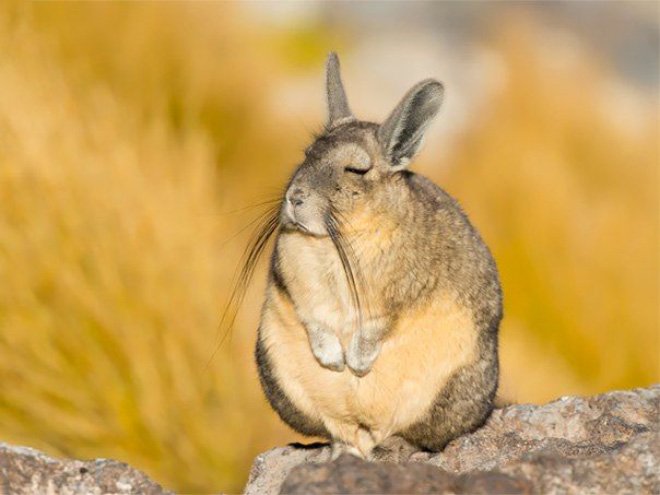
<box><xmin>0</xmin><ymin>443</ymin><xmax>170</xmax><ymax>495</ymax></box>
<box><xmin>246</xmin><ymin>385</ymin><xmax>659</xmax><ymax>494</ymax></box>
<box><xmin>0</xmin><ymin>386</ymin><xmax>657</xmax><ymax>494</ymax></box>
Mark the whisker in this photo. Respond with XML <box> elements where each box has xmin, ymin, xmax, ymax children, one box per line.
<box><xmin>218</xmin><ymin>197</ymin><xmax>281</xmax><ymax>216</ymax></box>
<box><xmin>326</xmin><ymin>210</ymin><xmax>364</xmax><ymax>329</ymax></box>
<box><xmin>218</xmin><ymin>203</ymin><xmax>282</xmax><ymax>250</ymax></box>
<box><xmin>207</xmin><ymin>203</ymin><xmax>281</xmax><ymax>367</ymax></box>
<box><xmin>335</xmin><ymin>209</ymin><xmax>374</xmax><ymax>322</ymax></box>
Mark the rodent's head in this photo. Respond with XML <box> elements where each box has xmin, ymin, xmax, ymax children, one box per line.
<box><xmin>281</xmin><ymin>53</ymin><xmax>444</xmax><ymax>237</ymax></box>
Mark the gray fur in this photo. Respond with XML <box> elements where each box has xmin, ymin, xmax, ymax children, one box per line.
<box><xmin>256</xmin><ymin>53</ymin><xmax>501</xmax><ymax>458</ymax></box>
<box><xmin>378</xmin><ymin>79</ymin><xmax>444</xmax><ymax>168</ymax></box>
<box><xmin>326</xmin><ymin>52</ymin><xmax>353</xmax><ymax>127</ymax></box>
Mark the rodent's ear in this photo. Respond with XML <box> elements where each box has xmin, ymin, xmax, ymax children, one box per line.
<box><xmin>326</xmin><ymin>52</ymin><xmax>354</xmax><ymax>128</ymax></box>
<box><xmin>378</xmin><ymin>79</ymin><xmax>444</xmax><ymax>169</ymax></box>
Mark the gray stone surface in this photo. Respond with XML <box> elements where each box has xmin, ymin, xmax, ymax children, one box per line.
<box><xmin>245</xmin><ymin>385</ymin><xmax>660</xmax><ymax>495</ymax></box>
<box><xmin>0</xmin><ymin>443</ymin><xmax>170</xmax><ymax>495</ymax></box>
<box><xmin>1</xmin><ymin>386</ymin><xmax>657</xmax><ymax>494</ymax></box>
<box><xmin>281</xmin><ymin>454</ymin><xmax>533</xmax><ymax>494</ymax></box>
<box><xmin>245</xmin><ymin>443</ymin><xmax>331</xmax><ymax>495</ymax></box>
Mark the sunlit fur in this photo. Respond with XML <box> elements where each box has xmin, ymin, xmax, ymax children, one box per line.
<box><xmin>1</xmin><ymin>6</ymin><xmax>656</xmax><ymax>493</ymax></box>
<box><xmin>251</xmin><ymin>114</ymin><xmax>502</xmax><ymax>458</ymax></box>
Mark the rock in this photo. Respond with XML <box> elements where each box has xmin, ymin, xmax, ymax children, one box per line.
<box><xmin>0</xmin><ymin>443</ymin><xmax>170</xmax><ymax>495</ymax></box>
<box><xmin>245</xmin><ymin>385</ymin><xmax>660</xmax><ymax>495</ymax></box>
<box><xmin>245</xmin><ymin>443</ymin><xmax>331</xmax><ymax>495</ymax></box>
<box><xmin>281</xmin><ymin>454</ymin><xmax>532</xmax><ymax>494</ymax></box>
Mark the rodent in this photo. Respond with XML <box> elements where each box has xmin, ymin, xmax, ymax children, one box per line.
<box><xmin>254</xmin><ymin>52</ymin><xmax>502</xmax><ymax>461</ymax></box>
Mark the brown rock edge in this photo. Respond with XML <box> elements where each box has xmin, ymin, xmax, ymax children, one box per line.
<box><xmin>282</xmin><ymin>455</ymin><xmax>533</xmax><ymax>494</ymax></box>
<box><xmin>0</xmin><ymin>443</ymin><xmax>170</xmax><ymax>495</ymax></box>
<box><xmin>246</xmin><ymin>385</ymin><xmax>660</xmax><ymax>495</ymax></box>
<box><xmin>0</xmin><ymin>385</ymin><xmax>657</xmax><ymax>494</ymax></box>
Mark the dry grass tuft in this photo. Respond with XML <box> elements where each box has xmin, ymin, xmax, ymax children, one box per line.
<box><xmin>0</xmin><ymin>5</ymin><xmax>656</xmax><ymax>493</ymax></box>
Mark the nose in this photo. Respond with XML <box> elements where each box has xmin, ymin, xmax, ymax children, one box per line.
<box><xmin>287</xmin><ymin>188</ymin><xmax>306</xmax><ymax>207</ymax></box>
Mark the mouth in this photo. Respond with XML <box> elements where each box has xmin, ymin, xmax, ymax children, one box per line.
<box><xmin>281</xmin><ymin>218</ymin><xmax>328</xmax><ymax>238</ymax></box>
<box><xmin>291</xmin><ymin>221</ymin><xmax>310</xmax><ymax>233</ymax></box>
<box><xmin>280</xmin><ymin>215</ymin><xmax>307</xmax><ymax>231</ymax></box>
<box><xmin>280</xmin><ymin>203</ymin><xmax>328</xmax><ymax>237</ymax></box>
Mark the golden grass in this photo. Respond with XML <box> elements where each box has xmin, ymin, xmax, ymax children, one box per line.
<box><xmin>438</xmin><ymin>20</ymin><xmax>659</xmax><ymax>401</ymax></box>
<box><xmin>0</xmin><ymin>5</ymin><xmax>287</xmax><ymax>492</ymax></box>
<box><xmin>0</xmin><ymin>4</ymin><xmax>657</xmax><ymax>493</ymax></box>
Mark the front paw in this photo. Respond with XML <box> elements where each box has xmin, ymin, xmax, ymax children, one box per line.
<box><xmin>346</xmin><ymin>335</ymin><xmax>381</xmax><ymax>377</ymax></box>
<box><xmin>310</xmin><ymin>331</ymin><xmax>345</xmax><ymax>372</ymax></box>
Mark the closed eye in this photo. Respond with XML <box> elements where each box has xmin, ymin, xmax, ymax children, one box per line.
<box><xmin>344</xmin><ymin>166</ymin><xmax>370</xmax><ymax>176</ymax></box>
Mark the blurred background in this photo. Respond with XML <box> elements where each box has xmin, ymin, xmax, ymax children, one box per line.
<box><xmin>0</xmin><ymin>1</ymin><xmax>657</xmax><ymax>493</ymax></box>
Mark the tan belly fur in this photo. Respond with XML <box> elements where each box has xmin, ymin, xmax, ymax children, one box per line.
<box><xmin>260</xmin><ymin>285</ymin><xmax>478</xmax><ymax>455</ymax></box>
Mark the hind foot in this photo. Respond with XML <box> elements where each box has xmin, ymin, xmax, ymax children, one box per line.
<box><xmin>368</xmin><ymin>435</ymin><xmax>418</xmax><ymax>463</ymax></box>
<box><xmin>331</xmin><ymin>441</ymin><xmax>363</xmax><ymax>460</ymax></box>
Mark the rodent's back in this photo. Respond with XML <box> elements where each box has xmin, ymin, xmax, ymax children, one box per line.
<box><xmin>375</xmin><ymin>171</ymin><xmax>502</xmax><ymax>327</ymax></box>
<box><xmin>393</xmin><ymin>172</ymin><xmax>501</xmax><ymax>450</ymax></box>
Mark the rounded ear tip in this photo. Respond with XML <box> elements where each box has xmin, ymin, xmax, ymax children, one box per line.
<box><xmin>421</xmin><ymin>78</ymin><xmax>444</xmax><ymax>95</ymax></box>
<box><xmin>418</xmin><ymin>79</ymin><xmax>445</xmax><ymax>108</ymax></box>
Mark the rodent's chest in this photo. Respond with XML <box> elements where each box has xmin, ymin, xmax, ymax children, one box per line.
<box><xmin>276</xmin><ymin>233</ymin><xmax>357</xmax><ymax>331</ymax></box>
